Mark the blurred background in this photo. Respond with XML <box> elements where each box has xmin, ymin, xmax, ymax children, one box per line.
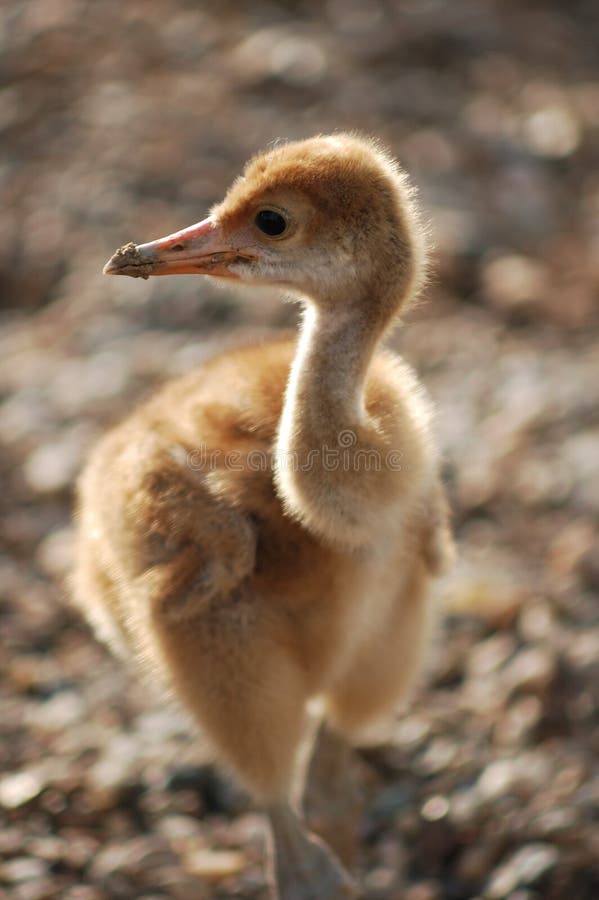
<box><xmin>0</xmin><ymin>1</ymin><xmax>598</xmax><ymax>898</ymax></box>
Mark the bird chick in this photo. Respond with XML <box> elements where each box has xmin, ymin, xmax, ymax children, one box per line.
<box><xmin>74</xmin><ymin>134</ymin><xmax>454</xmax><ymax>899</ymax></box>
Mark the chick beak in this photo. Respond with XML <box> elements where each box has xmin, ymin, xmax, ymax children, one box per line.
<box><xmin>103</xmin><ymin>216</ymin><xmax>254</xmax><ymax>279</ymax></box>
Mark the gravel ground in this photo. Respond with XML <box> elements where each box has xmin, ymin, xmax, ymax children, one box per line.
<box><xmin>0</xmin><ymin>1</ymin><xmax>598</xmax><ymax>898</ymax></box>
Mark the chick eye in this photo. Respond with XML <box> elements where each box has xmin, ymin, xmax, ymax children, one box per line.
<box><xmin>255</xmin><ymin>209</ymin><xmax>288</xmax><ymax>237</ymax></box>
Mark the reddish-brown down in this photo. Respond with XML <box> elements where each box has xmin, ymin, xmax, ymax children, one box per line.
<box><xmin>73</xmin><ymin>134</ymin><xmax>454</xmax><ymax>899</ymax></box>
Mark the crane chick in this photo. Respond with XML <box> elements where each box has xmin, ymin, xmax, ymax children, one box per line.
<box><xmin>73</xmin><ymin>134</ymin><xmax>454</xmax><ymax>899</ymax></box>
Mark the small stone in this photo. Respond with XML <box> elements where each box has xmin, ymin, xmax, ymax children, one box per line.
<box><xmin>494</xmin><ymin>695</ymin><xmax>542</xmax><ymax>746</ymax></box>
<box><xmin>8</xmin><ymin>653</ymin><xmax>61</xmax><ymax>694</ymax></box>
<box><xmin>87</xmin><ymin>734</ymin><xmax>141</xmax><ymax>793</ymax></box>
<box><xmin>157</xmin><ymin>814</ymin><xmax>204</xmax><ymax>843</ymax></box>
<box><xmin>449</xmin><ymin>787</ymin><xmax>480</xmax><ymax>825</ymax></box>
<box><xmin>0</xmin><ymin>770</ymin><xmax>44</xmax><ymax>808</ymax></box>
<box><xmin>224</xmin><ymin>812</ymin><xmax>264</xmax><ymax>847</ymax></box>
<box><xmin>553</xmin><ymin>762</ymin><xmax>586</xmax><ymax>796</ymax></box>
<box><xmin>457</xmin><ymin>843</ymin><xmax>499</xmax><ymax>882</ymax></box>
<box><xmin>54</xmin><ymin>834</ymin><xmax>99</xmax><ymax>871</ymax></box>
<box><xmin>522</xmin><ymin>106</ymin><xmax>581</xmax><ymax>158</ymax></box>
<box><xmin>417</xmin><ymin>737</ymin><xmax>458</xmax><ymax>774</ymax></box>
<box><xmin>421</xmin><ymin>795</ymin><xmax>450</xmax><ymax>822</ymax></box>
<box><xmin>23</xmin><ymin>425</ymin><xmax>93</xmax><ymax>493</ymax></box>
<box><xmin>404</xmin><ymin>881</ymin><xmax>442</xmax><ymax>900</ymax></box>
<box><xmin>269</xmin><ymin>36</ymin><xmax>326</xmax><ymax>86</ymax></box>
<box><xmin>89</xmin><ymin>837</ymin><xmax>174</xmax><ymax>879</ymax></box>
<box><xmin>533</xmin><ymin>807</ymin><xmax>578</xmax><ymax>836</ymax></box>
<box><xmin>182</xmin><ymin>847</ymin><xmax>246</xmax><ymax>881</ymax></box>
<box><xmin>394</xmin><ymin>716</ymin><xmax>431</xmax><ymax>746</ymax></box>
<box><xmin>22</xmin><ymin>836</ymin><xmax>64</xmax><ymax>862</ymax></box>
<box><xmin>478</xmin><ymin>752</ymin><xmax>553</xmax><ymax>802</ymax></box>
<box><xmin>50</xmin><ymin>352</ymin><xmax>129</xmax><ymax>414</ymax></box>
<box><xmin>467</xmin><ymin>634</ymin><xmax>517</xmax><ymax>677</ymax></box>
<box><xmin>518</xmin><ymin>603</ymin><xmax>556</xmax><ymax>643</ymax></box>
<box><xmin>36</xmin><ymin>526</ymin><xmax>75</xmax><ymax>578</ymax></box>
<box><xmin>477</xmin><ymin>759</ymin><xmax>519</xmax><ymax>800</ymax></box>
<box><xmin>564</xmin><ymin>629</ymin><xmax>599</xmax><ymax>670</ymax></box>
<box><xmin>0</xmin><ymin>826</ymin><xmax>27</xmax><ymax>855</ymax></box>
<box><xmin>0</xmin><ymin>857</ymin><xmax>47</xmax><ymax>882</ymax></box>
<box><xmin>363</xmin><ymin>866</ymin><xmax>396</xmax><ymax>892</ymax></box>
<box><xmin>233</xmin><ymin>27</ymin><xmax>326</xmax><ymax>87</ymax></box>
<box><xmin>486</xmin><ymin>843</ymin><xmax>559</xmax><ymax>897</ymax></box>
<box><xmin>443</xmin><ymin>549</ymin><xmax>524</xmax><ymax>625</ymax></box>
<box><xmin>61</xmin><ymin>887</ymin><xmax>107</xmax><ymax>900</ymax></box>
<box><xmin>546</xmin><ymin>521</ymin><xmax>596</xmax><ymax>578</ymax></box>
<box><xmin>482</xmin><ymin>254</ymin><xmax>549</xmax><ymax>316</ymax></box>
<box><xmin>14</xmin><ymin>876</ymin><xmax>61</xmax><ymax>900</ymax></box>
<box><xmin>501</xmin><ymin>646</ymin><xmax>556</xmax><ymax>695</ymax></box>
<box><xmin>27</xmin><ymin>691</ymin><xmax>86</xmax><ymax>732</ymax></box>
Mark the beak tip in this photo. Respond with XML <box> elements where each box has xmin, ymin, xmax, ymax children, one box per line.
<box><xmin>102</xmin><ymin>242</ymin><xmax>153</xmax><ymax>279</ymax></box>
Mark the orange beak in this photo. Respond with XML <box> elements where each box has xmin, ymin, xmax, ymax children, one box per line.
<box><xmin>103</xmin><ymin>216</ymin><xmax>255</xmax><ymax>279</ymax></box>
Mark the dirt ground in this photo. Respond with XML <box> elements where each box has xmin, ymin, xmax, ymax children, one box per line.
<box><xmin>1</xmin><ymin>1</ymin><xmax>598</xmax><ymax>898</ymax></box>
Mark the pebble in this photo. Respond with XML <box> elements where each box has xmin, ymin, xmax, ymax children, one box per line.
<box><xmin>23</xmin><ymin>425</ymin><xmax>94</xmax><ymax>494</ymax></box>
<box><xmin>394</xmin><ymin>716</ymin><xmax>431</xmax><ymax>747</ymax></box>
<box><xmin>420</xmin><ymin>795</ymin><xmax>450</xmax><ymax>822</ymax></box>
<box><xmin>181</xmin><ymin>847</ymin><xmax>246</xmax><ymax>881</ymax></box>
<box><xmin>89</xmin><ymin>838</ymin><xmax>175</xmax><ymax>879</ymax></box>
<box><xmin>61</xmin><ymin>888</ymin><xmax>107</xmax><ymax>900</ymax></box>
<box><xmin>417</xmin><ymin>738</ymin><xmax>458</xmax><ymax>774</ymax></box>
<box><xmin>563</xmin><ymin>629</ymin><xmax>599</xmax><ymax>671</ymax></box>
<box><xmin>0</xmin><ymin>857</ymin><xmax>48</xmax><ymax>883</ymax></box>
<box><xmin>482</xmin><ymin>254</ymin><xmax>549</xmax><ymax>316</ymax></box>
<box><xmin>522</xmin><ymin>105</ymin><xmax>581</xmax><ymax>158</ymax></box>
<box><xmin>448</xmin><ymin>787</ymin><xmax>480</xmax><ymax>826</ymax></box>
<box><xmin>494</xmin><ymin>695</ymin><xmax>542</xmax><ymax>746</ymax></box>
<box><xmin>477</xmin><ymin>759</ymin><xmax>517</xmax><ymax>800</ymax></box>
<box><xmin>546</xmin><ymin>521</ymin><xmax>596</xmax><ymax>578</ymax></box>
<box><xmin>501</xmin><ymin>646</ymin><xmax>556</xmax><ymax>695</ymax></box>
<box><xmin>517</xmin><ymin>603</ymin><xmax>556</xmax><ymax>643</ymax></box>
<box><xmin>404</xmin><ymin>881</ymin><xmax>442</xmax><ymax>900</ymax></box>
<box><xmin>87</xmin><ymin>733</ymin><xmax>142</xmax><ymax>793</ymax></box>
<box><xmin>0</xmin><ymin>770</ymin><xmax>44</xmax><ymax>809</ymax></box>
<box><xmin>362</xmin><ymin>866</ymin><xmax>396</xmax><ymax>893</ymax></box>
<box><xmin>49</xmin><ymin>351</ymin><xmax>130</xmax><ymax>415</ymax></box>
<box><xmin>466</xmin><ymin>634</ymin><xmax>517</xmax><ymax>677</ymax></box>
<box><xmin>533</xmin><ymin>807</ymin><xmax>579</xmax><ymax>837</ymax></box>
<box><xmin>485</xmin><ymin>843</ymin><xmax>559</xmax><ymax>897</ymax></box>
<box><xmin>26</xmin><ymin>691</ymin><xmax>86</xmax><ymax>732</ymax></box>
<box><xmin>476</xmin><ymin>756</ymin><xmax>548</xmax><ymax>802</ymax></box>
<box><xmin>35</xmin><ymin>526</ymin><xmax>75</xmax><ymax>578</ymax></box>
<box><xmin>156</xmin><ymin>814</ymin><xmax>204</xmax><ymax>843</ymax></box>
<box><xmin>232</xmin><ymin>26</ymin><xmax>327</xmax><ymax>86</ymax></box>
<box><xmin>457</xmin><ymin>843</ymin><xmax>499</xmax><ymax>883</ymax></box>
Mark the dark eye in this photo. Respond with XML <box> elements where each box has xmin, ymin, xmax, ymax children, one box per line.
<box><xmin>255</xmin><ymin>209</ymin><xmax>288</xmax><ymax>237</ymax></box>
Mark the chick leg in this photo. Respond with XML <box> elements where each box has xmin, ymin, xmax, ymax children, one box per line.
<box><xmin>267</xmin><ymin>803</ymin><xmax>359</xmax><ymax>900</ymax></box>
<box><xmin>302</xmin><ymin>722</ymin><xmax>364</xmax><ymax>866</ymax></box>
<box><xmin>151</xmin><ymin>600</ymin><xmax>360</xmax><ymax>895</ymax></box>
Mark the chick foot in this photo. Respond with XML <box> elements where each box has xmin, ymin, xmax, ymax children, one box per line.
<box><xmin>267</xmin><ymin>804</ymin><xmax>360</xmax><ymax>899</ymax></box>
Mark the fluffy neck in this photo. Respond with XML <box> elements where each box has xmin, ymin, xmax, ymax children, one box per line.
<box><xmin>279</xmin><ymin>214</ymin><xmax>422</xmax><ymax>449</ymax></box>
<box><xmin>281</xmin><ymin>302</ymin><xmax>386</xmax><ymax>441</ymax></box>
<box><xmin>274</xmin><ymin>282</ymin><xmax>404</xmax><ymax>545</ymax></box>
